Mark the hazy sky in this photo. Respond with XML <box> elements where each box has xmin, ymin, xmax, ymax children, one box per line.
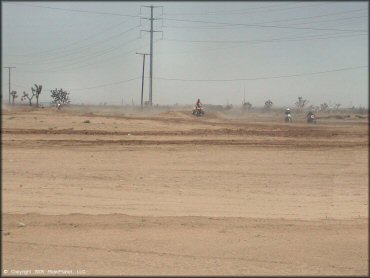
<box><xmin>2</xmin><ymin>1</ymin><xmax>368</xmax><ymax>107</ymax></box>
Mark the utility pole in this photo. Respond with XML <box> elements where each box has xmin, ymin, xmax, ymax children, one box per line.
<box><xmin>243</xmin><ymin>84</ymin><xmax>246</xmax><ymax>105</ymax></box>
<box><xmin>136</xmin><ymin>52</ymin><xmax>150</xmax><ymax>109</ymax></box>
<box><xmin>3</xmin><ymin>66</ymin><xmax>16</xmax><ymax>105</ymax></box>
<box><xmin>141</xmin><ymin>5</ymin><xmax>163</xmax><ymax>106</ymax></box>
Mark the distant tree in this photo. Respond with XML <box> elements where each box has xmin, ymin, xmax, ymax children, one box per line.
<box><xmin>308</xmin><ymin>105</ymin><xmax>320</xmax><ymax>113</ymax></box>
<box><xmin>33</xmin><ymin>84</ymin><xmax>42</xmax><ymax>107</ymax></box>
<box><xmin>10</xmin><ymin>91</ymin><xmax>18</xmax><ymax>105</ymax></box>
<box><xmin>320</xmin><ymin>102</ymin><xmax>329</xmax><ymax>112</ymax></box>
<box><xmin>20</xmin><ymin>84</ymin><xmax>42</xmax><ymax>106</ymax></box>
<box><xmin>225</xmin><ymin>104</ymin><xmax>233</xmax><ymax>110</ymax></box>
<box><xmin>351</xmin><ymin>106</ymin><xmax>367</xmax><ymax>115</ymax></box>
<box><xmin>21</xmin><ymin>91</ymin><xmax>34</xmax><ymax>106</ymax></box>
<box><xmin>242</xmin><ymin>101</ymin><xmax>252</xmax><ymax>110</ymax></box>
<box><xmin>333</xmin><ymin>103</ymin><xmax>341</xmax><ymax>111</ymax></box>
<box><xmin>264</xmin><ymin>99</ymin><xmax>273</xmax><ymax>111</ymax></box>
<box><xmin>50</xmin><ymin>88</ymin><xmax>71</xmax><ymax>106</ymax></box>
<box><xmin>295</xmin><ymin>96</ymin><xmax>309</xmax><ymax>112</ymax></box>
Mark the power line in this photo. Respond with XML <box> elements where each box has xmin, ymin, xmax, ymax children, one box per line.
<box><xmin>155</xmin><ymin>32</ymin><xmax>366</xmax><ymax>57</ymax></box>
<box><xmin>15</xmin><ymin>40</ymin><xmax>155</xmax><ymax>73</ymax></box>
<box><xmin>8</xmin><ymin>18</ymin><xmax>138</xmax><ymax>57</ymax></box>
<box><xmin>11</xmin><ymin>25</ymin><xmax>141</xmax><ymax>65</ymax></box>
<box><xmin>21</xmin><ymin>36</ymin><xmax>142</xmax><ymax>72</ymax></box>
<box><xmin>284</xmin><ymin>15</ymin><xmax>367</xmax><ymax>26</ymax></box>
<box><xmin>10</xmin><ymin>76</ymin><xmax>141</xmax><ymax>92</ymax></box>
<box><xmin>255</xmin><ymin>9</ymin><xmax>366</xmax><ymax>25</ymax></box>
<box><xmin>163</xmin><ymin>32</ymin><xmax>367</xmax><ymax>44</ymax></box>
<box><xmin>163</xmin><ymin>10</ymin><xmax>366</xmax><ymax>30</ymax></box>
<box><xmin>164</xmin><ymin>2</ymin><xmax>325</xmax><ymax>16</ymax></box>
<box><xmin>70</xmin><ymin>76</ymin><xmax>141</xmax><ymax>91</ymax></box>
<box><xmin>163</xmin><ymin>3</ymin><xmax>292</xmax><ymax>15</ymax></box>
<box><xmin>5</xmin><ymin>2</ymin><xmax>141</xmax><ymax>18</ymax></box>
<box><xmin>162</xmin><ymin>17</ymin><xmax>366</xmax><ymax>32</ymax></box>
<box><xmin>154</xmin><ymin>66</ymin><xmax>367</xmax><ymax>82</ymax></box>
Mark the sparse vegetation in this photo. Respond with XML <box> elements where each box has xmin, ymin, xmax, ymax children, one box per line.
<box><xmin>264</xmin><ymin>99</ymin><xmax>273</xmax><ymax>111</ymax></box>
<box><xmin>50</xmin><ymin>88</ymin><xmax>71</xmax><ymax>106</ymax></box>
<box><xmin>320</xmin><ymin>102</ymin><xmax>329</xmax><ymax>112</ymax></box>
<box><xmin>10</xmin><ymin>90</ymin><xmax>18</xmax><ymax>105</ymax></box>
<box><xmin>33</xmin><ymin>84</ymin><xmax>42</xmax><ymax>107</ymax></box>
<box><xmin>333</xmin><ymin>103</ymin><xmax>341</xmax><ymax>111</ymax></box>
<box><xmin>242</xmin><ymin>101</ymin><xmax>253</xmax><ymax>111</ymax></box>
<box><xmin>21</xmin><ymin>91</ymin><xmax>34</xmax><ymax>106</ymax></box>
<box><xmin>295</xmin><ymin>97</ymin><xmax>309</xmax><ymax>112</ymax></box>
<box><xmin>20</xmin><ymin>84</ymin><xmax>42</xmax><ymax>107</ymax></box>
<box><xmin>351</xmin><ymin>106</ymin><xmax>368</xmax><ymax>115</ymax></box>
<box><xmin>224</xmin><ymin>104</ymin><xmax>233</xmax><ymax>110</ymax></box>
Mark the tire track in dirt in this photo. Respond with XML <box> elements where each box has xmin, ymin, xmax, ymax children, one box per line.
<box><xmin>3</xmin><ymin>240</ymin><xmax>300</xmax><ymax>266</ymax></box>
<box><xmin>2</xmin><ymin>127</ymin><xmax>364</xmax><ymax>138</ymax></box>
<box><xmin>2</xmin><ymin>138</ymin><xmax>366</xmax><ymax>148</ymax></box>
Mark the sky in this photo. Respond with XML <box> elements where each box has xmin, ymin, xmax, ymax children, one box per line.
<box><xmin>1</xmin><ymin>1</ymin><xmax>368</xmax><ymax>107</ymax></box>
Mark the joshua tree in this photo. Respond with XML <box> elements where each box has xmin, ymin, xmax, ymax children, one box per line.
<box><xmin>10</xmin><ymin>91</ymin><xmax>18</xmax><ymax>105</ymax></box>
<box><xmin>20</xmin><ymin>84</ymin><xmax>42</xmax><ymax>106</ymax></box>
<box><xmin>50</xmin><ymin>88</ymin><xmax>71</xmax><ymax>106</ymax></box>
<box><xmin>264</xmin><ymin>99</ymin><xmax>273</xmax><ymax>111</ymax></box>
<box><xmin>295</xmin><ymin>96</ymin><xmax>309</xmax><ymax>112</ymax></box>
<box><xmin>333</xmin><ymin>103</ymin><xmax>341</xmax><ymax>111</ymax></box>
<box><xmin>242</xmin><ymin>101</ymin><xmax>253</xmax><ymax>110</ymax></box>
<box><xmin>21</xmin><ymin>91</ymin><xmax>34</xmax><ymax>106</ymax></box>
<box><xmin>308</xmin><ymin>105</ymin><xmax>320</xmax><ymax>113</ymax></box>
<box><xmin>33</xmin><ymin>84</ymin><xmax>42</xmax><ymax>107</ymax></box>
<box><xmin>320</xmin><ymin>102</ymin><xmax>329</xmax><ymax>112</ymax></box>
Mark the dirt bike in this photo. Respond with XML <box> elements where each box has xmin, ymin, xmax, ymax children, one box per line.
<box><xmin>192</xmin><ymin>106</ymin><xmax>204</xmax><ymax>117</ymax></box>
<box><xmin>284</xmin><ymin>114</ymin><xmax>292</xmax><ymax>123</ymax></box>
<box><xmin>307</xmin><ymin>114</ymin><xmax>316</xmax><ymax>124</ymax></box>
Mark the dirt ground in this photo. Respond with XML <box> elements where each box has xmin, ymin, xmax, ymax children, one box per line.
<box><xmin>1</xmin><ymin>106</ymin><xmax>368</xmax><ymax>276</ymax></box>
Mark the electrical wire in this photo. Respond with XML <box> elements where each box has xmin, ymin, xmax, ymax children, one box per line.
<box><xmin>12</xmin><ymin>25</ymin><xmax>141</xmax><ymax>65</ymax></box>
<box><xmin>163</xmin><ymin>11</ymin><xmax>367</xmax><ymax>30</ymax></box>
<box><xmin>162</xmin><ymin>17</ymin><xmax>366</xmax><ymax>32</ymax></box>
<box><xmin>163</xmin><ymin>3</ymin><xmax>292</xmax><ymax>15</ymax></box>
<box><xmin>255</xmin><ymin>9</ymin><xmax>366</xmax><ymax>25</ymax></box>
<box><xmin>15</xmin><ymin>40</ymin><xmax>152</xmax><ymax>73</ymax></box>
<box><xmin>20</xmin><ymin>36</ymin><xmax>141</xmax><ymax>72</ymax></box>
<box><xmin>8</xmin><ymin>18</ymin><xmax>139</xmax><ymax>57</ymax></box>
<box><xmin>154</xmin><ymin>66</ymin><xmax>367</xmax><ymax>82</ymax></box>
<box><xmin>5</xmin><ymin>2</ymin><xmax>141</xmax><ymax>18</ymax></box>
<box><xmin>155</xmin><ymin>32</ymin><xmax>367</xmax><ymax>57</ymax></box>
<box><xmin>70</xmin><ymin>76</ymin><xmax>141</xmax><ymax>91</ymax></box>
<box><xmin>9</xmin><ymin>76</ymin><xmax>141</xmax><ymax>92</ymax></box>
<box><xmin>163</xmin><ymin>32</ymin><xmax>367</xmax><ymax>44</ymax></box>
<box><xmin>164</xmin><ymin>2</ymin><xmax>325</xmax><ymax>16</ymax></box>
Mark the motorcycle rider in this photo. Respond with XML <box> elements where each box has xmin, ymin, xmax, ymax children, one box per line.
<box><xmin>307</xmin><ymin>110</ymin><xmax>314</xmax><ymax>118</ymax></box>
<box><xmin>285</xmin><ymin>108</ymin><xmax>292</xmax><ymax>122</ymax></box>
<box><xmin>193</xmin><ymin>98</ymin><xmax>204</xmax><ymax>116</ymax></box>
<box><xmin>306</xmin><ymin>110</ymin><xmax>316</xmax><ymax>122</ymax></box>
<box><xmin>195</xmin><ymin>98</ymin><xmax>202</xmax><ymax>109</ymax></box>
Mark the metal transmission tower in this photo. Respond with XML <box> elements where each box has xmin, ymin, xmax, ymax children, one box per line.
<box><xmin>140</xmin><ymin>5</ymin><xmax>163</xmax><ymax>106</ymax></box>
<box><xmin>3</xmin><ymin>66</ymin><xmax>16</xmax><ymax>105</ymax></box>
<box><xmin>136</xmin><ymin>52</ymin><xmax>150</xmax><ymax>109</ymax></box>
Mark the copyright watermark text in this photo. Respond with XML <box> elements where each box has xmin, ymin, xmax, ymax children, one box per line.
<box><xmin>3</xmin><ymin>269</ymin><xmax>86</xmax><ymax>275</ymax></box>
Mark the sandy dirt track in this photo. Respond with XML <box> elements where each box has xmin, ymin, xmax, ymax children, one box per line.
<box><xmin>2</xmin><ymin>107</ymin><xmax>368</xmax><ymax>275</ymax></box>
